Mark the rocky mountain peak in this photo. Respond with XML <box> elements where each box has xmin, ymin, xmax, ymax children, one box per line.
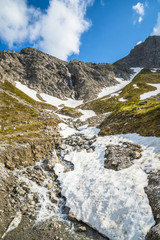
<box><xmin>0</xmin><ymin>47</ymin><xmax>129</xmax><ymax>101</ymax></box>
<box><xmin>116</xmin><ymin>35</ymin><xmax>160</xmax><ymax>68</ymax></box>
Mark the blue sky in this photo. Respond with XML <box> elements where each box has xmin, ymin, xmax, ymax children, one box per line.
<box><xmin>0</xmin><ymin>0</ymin><xmax>159</xmax><ymax>63</ymax></box>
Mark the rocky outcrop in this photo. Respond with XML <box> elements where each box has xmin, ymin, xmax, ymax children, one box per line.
<box><xmin>68</xmin><ymin>61</ymin><xmax>118</xmax><ymax>100</ymax></box>
<box><xmin>104</xmin><ymin>143</ymin><xmax>141</xmax><ymax>171</ymax></box>
<box><xmin>0</xmin><ymin>131</ymin><xmax>61</xmax><ymax>170</ymax></box>
<box><xmin>116</xmin><ymin>36</ymin><xmax>160</xmax><ymax>68</ymax></box>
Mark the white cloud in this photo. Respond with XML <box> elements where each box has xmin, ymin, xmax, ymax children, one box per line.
<box><xmin>138</xmin><ymin>16</ymin><xmax>143</xmax><ymax>23</ymax></box>
<box><xmin>152</xmin><ymin>12</ymin><xmax>160</xmax><ymax>35</ymax></box>
<box><xmin>0</xmin><ymin>0</ymin><xmax>94</xmax><ymax>60</ymax></box>
<box><xmin>132</xmin><ymin>2</ymin><xmax>145</xmax><ymax>23</ymax></box>
<box><xmin>100</xmin><ymin>0</ymin><xmax>105</xmax><ymax>6</ymax></box>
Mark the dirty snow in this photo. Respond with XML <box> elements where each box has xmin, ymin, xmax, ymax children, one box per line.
<box><xmin>151</xmin><ymin>68</ymin><xmax>159</xmax><ymax>73</ymax></box>
<box><xmin>140</xmin><ymin>83</ymin><xmax>160</xmax><ymax>100</ymax></box>
<box><xmin>55</xmin><ymin>129</ymin><xmax>160</xmax><ymax>240</ymax></box>
<box><xmin>40</xmin><ymin>93</ymin><xmax>83</xmax><ymax>109</ymax></box>
<box><xmin>78</xmin><ymin>124</ymin><xmax>100</xmax><ymax>139</ymax></box>
<box><xmin>79</xmin><ymin>110</ymin><xmax>96</xmax><ymax>121</ymax></box>
<box><xmin>58</xmin><ymin>123</ymin><xmax>77</xmax><ymax>138</ymax></box>
<box><xmin>15</xmin><ymin>81</ymin><xmax>41</xmax><ymax>102</ymax></box>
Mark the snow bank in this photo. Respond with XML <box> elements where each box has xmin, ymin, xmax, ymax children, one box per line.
<box><xmin>119</xmin><ymin>97</ymin><xmax>127</xmax><ymax>102</ymax></box>
<box><xmin>78</xmin><ymin>124</ymin><xmax>100</xmax><ymax>139</ymax></box>
<box><xmin>56</xmin><ymin>132</ymin><xmax>160</xmax><ymax>240</ymax></box>
<box><xmin>59</xmin><ymin>123</ymin><xmax>77</xmax><ymax>138</ymax></box>
<box><xmin>97</xmin><ymin>68</ymin><xmax>142</xmax><ymax>99</ymax></box>
<box><xmin>15</xmin><ymin>81</ymin><xmax>41</xmax><ymax>102</ymax></box>
<box><xmin>97</xmin><ymin>78</ymin><xmax>130</xmax><ymax>99</ymax></box>
<box><xmin>40</xmin><ymin>93</ymin><xmax>83</xmax><ymax>109</ymax></box>
<box><xmin>140</xmin><ymin>83</ymin><xmax>160</xmax><ymax>100</ymax></box>
<box><xmin>79</xmin><ymin>109</ymin><xmax>96</xmax><ymax>121</ymax></box>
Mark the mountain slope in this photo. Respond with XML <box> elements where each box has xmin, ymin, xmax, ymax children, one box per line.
<box><xmin>0</xmin><ymin>47</ymin><xmax>131</xmax><ymax>102</ymax></box>
<box><xmin>116</xmin><ymin>36</ymin><xmax>160</xmax><ymax>68</ymax></box>
<box><xmin>0</xmin><ymin>36</ymin><xmax>160</xmax><ymax>240</ymax></box>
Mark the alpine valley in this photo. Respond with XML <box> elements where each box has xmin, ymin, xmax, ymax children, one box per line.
<box><xmin>0</xmin><ymin>36</ymin><xmax>160</xmax><ymax>240</ymax></box>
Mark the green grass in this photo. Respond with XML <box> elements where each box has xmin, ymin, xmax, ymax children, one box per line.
<box><xmin>1</xmin><ymin>81</ymin><xmax>57</xmax><ymax>110</ymax></box>
<box><xmin>81</xmin><ymin>70</ymin><xmax>160</xmax><ymax>137</ymax></box>
<box><xmin>0</xmin><ymin>89</ymin><xmax>58</xmax><ymax>144</ymax></box>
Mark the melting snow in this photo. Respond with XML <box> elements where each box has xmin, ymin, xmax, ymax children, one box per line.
<box><xmin>15</xmin><ymin>81</ymin><xmax>83</xmax><ymax>109</ymax></box>
<box><xmin>15</xmin><ymin>81</ymin><xmax>41</xmax><ymax>102</ymax></box>
<box><xmin>40</xmin><ymin>93</ymin><xmax>83</xmax><ymax>109</ymax></box>
<box><xmin>119</xmin><ymin>97</ymin><xmax>127</xmax><ymax>102</ymax></box>
<box><xmin>133</xmin><ymin>84</ymin><xmax>139</xmax><ymax>89</ymax></box>
<box><xmin>78</xmin><ymin>124</ymin><xmax>100</xmax><ymax>139</ymax></box>
<box><xmin>55</xmin><ymin>130</ymin><xmax>160</xmax><ymax>240</ymax></box>
<box><xmin>58</xmin><ymin>123</ymin><xmax>77</xmax><ymax>138</ymax></box>
<box><xmin>140</xmin><ymin>83</ymin><xmax>160</xmax><ymax>100</ymax></box>
<box><xmin>151</xmin><ymin>68</ymin><xmax>159</xmax><ymax>73</ymax></box>
<box><xmin>79</xmin><ymin>110</ymin><xmax>96</xmax><ymax>121</ymax></box>
<box><xmin>97</xmin><ymin>68</ymin><xmax>142</xmax><ymax>99</ymax></box>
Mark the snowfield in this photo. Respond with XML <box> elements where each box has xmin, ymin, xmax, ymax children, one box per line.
<box><xmin>56</xmin><ymin>125</ymin><xmax>160</xmax><ymax>240</ymax></box>
<box><xmin>15</xmin><ymin>81</ymin><xmax>41</xmax><ymax>102</ymax></box>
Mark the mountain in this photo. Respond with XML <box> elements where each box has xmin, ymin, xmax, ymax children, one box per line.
<box><xmin>116</xmin><ymin>36</ymin><xmax>160</xmax><ymax>68</ymax></box>
<box><xmin>0</xmin><ymin>47</ymin><xmax>130</xmax><ymax>101</ymax></box>
<box><xmin>0</xmin><ymin>36</ymin><xmax>160</xmax><ymax>240</ymax></box>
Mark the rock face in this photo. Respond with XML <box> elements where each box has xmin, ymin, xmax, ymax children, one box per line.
<box><xmin>0</xmin><ymin>47</ymin><xmax>130</xmax><ymax>102</ymax></box>
<box><xmin>116</xmin><ymin>36</ymin><xmax>160</xmax><ymax>68</ymax></box>
<box><xmin>145</xmin><ymin>171</ymin><xmax>160</xmax><ymax>239</ymax></box>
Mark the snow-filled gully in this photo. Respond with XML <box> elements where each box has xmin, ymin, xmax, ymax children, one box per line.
<box><xmin>54</xmin><ymin>123</ymin><xmax>160</xmax><ymax>240</ymax></box>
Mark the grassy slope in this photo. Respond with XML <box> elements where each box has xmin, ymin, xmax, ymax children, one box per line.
<box><xmin>81</xmin><ymin>69</ymin><xmax>160</xmax><ymax>137</ymax></box>
<box><xmin>0</xmin><ymin>81</ymin><xmax>59</xmax><ymax>144</ymax></box>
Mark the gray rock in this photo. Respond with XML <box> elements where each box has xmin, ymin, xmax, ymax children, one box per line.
<box><xmin>104</xmin><ymin>143</ymin><xmax>141</xmax><ymax>171</ymax></box>
<box><xmin>0</xmin><ymin>47</ymin><xmax>130</xmax><ymax>102</ymax></box>
<box><xmin>116</xmin><ymin>36</ymin><xmax>160</xmax><ymax>68</ymax></box>
<box><xmin>146</xmin><ymin>223</ymin><xmax>160</xmax><ymax>240</ymax></box>
<box><xmin>145</xmin><ymin>170</ymin><xmax>160</xmax><ymax>223</ymax></box>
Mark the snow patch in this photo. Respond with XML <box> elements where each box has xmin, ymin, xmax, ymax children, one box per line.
<box><xmin>59</xmin><ymin>123</ymin><xmax>77</xmax><ymax>138</ymax></box>
<box><xmin>140</xmin><ymin>83</ymin><xmax>160</xmax><ymax>100</ymax></box>
<box><xmin>15</xmin><ymin>81</ymin><xmax>41</xmax><ymax>102</ymax></box>
<box><xmin>79</xmin><ymin>109</ymin><xmax>96</xmax><ymax>121</ymax></box>
<box><xmin>136</xmin><ymin>41</ymin><xmax>142</xmax><ymax>45</ymax></box>
<box><xmin>40</xmin><ymin>93</ymin><xmax>83</xmax><ymax>109</ymax></box>
<box><xmin>133</xmin><ymin>84</ymin><xmax>139</xmax><ymax>89</ymax></box>
<box><xmin>151</xmin><ymin>68</ymin><xmax>159</xmax><ymax>73</ymax></box>
<box><xmin>97</xmin><ymin>68</ymin><xmax>142</xmax><ymax>99</ymax></box>
<box><xmin>119</xmin><ymin>97</ymin><xmax>127</xmax><ymax>102</ymax></box>
<box><xmin>78</xmin><ymin>125</ymin><xmax>100</xmax><ymax>139</ymax></box>
<box><xmin>57</xmin><ymin>133</ymin><xmax>159</xmax><ymax>240</ymax></box>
